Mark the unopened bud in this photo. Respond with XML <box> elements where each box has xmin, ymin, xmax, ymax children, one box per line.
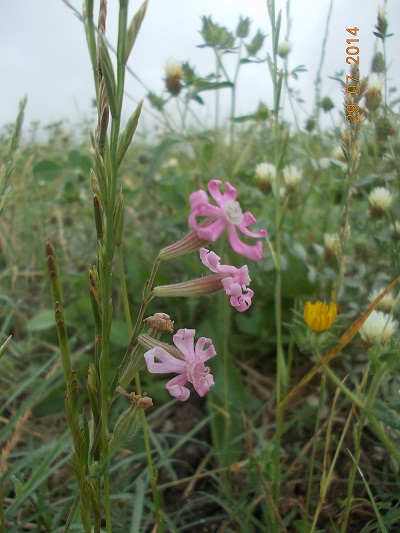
<box><xmin>159</xmin><ymin>230</ymin><xmax>209</xmax><ymax>260</ymax></box>
<box><xmin>152</xmin><ymin>275</ymin><xmax>224</xmax><ymax>298</ymax></box>
<box><xmin>108</xmin><ymin>391</ymin><xmax>153</xmax><ymax>458</ymax></box>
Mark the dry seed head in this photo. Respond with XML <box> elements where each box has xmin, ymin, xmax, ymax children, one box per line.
<box><xmin>145</xmin><ymin>313</ymin><xmax>174</xmax><ymax>333</ymax></box>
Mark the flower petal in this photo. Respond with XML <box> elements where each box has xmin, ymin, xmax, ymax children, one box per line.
<box><xmin>144</xmin><ymin>347</ymin><xmax>187</xmax><ymax>374</ymax></box>
<box><xmin>227</xmin><ymin>225</ymin><xmax>263</xmax><ymax>261</ymax></box>
<box><xmin>194</xmin><ymin>337</ymin><xmax>217</xmax><ymax>362</ymax></box>
<box><xmin>172</xmin><ymin>328</ymin><xmax>196</xmax><ymax>362</ymax></box>
<box><xmin>192</xmin><ymin>371</ymin><xmax>215</xmax><ymax>397</ymax></box>
<box><xmin>195</xmin><ymin>218</ymin><xmax>227</xmax><ymax>242</ymax></box>
<box><xmin>208</xmin><ymin>180</ymin><xmax>237</xmax><ymax>205</ymax></box>
<box><xmin>166</xmin><ymin>374</ymin><xmax>190</xmax><ymax>401</ymax></box>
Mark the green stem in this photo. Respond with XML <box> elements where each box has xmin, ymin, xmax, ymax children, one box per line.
<box><xmin>116</xmin><ymin>249</ymin><xmax>164</xmax><ymax>532</ymax></box>
<box><xmin>229</xmin><ymin>39</ymin><xmax>242</xmax><ymax>178</ymax></box>
<box><xmin>305</xmin><ymin>369</ymin><xmax>326</xmax><ymax>520</ymax></box>
<box><xmin>325</xmin><ymin>366</ymin><xmax>400</xmax><ymax>463</ymax></box>
<box><xmin>0</xmin><ymin>488</ymin><xmax>6</xmax><ymax>533</ymax></box>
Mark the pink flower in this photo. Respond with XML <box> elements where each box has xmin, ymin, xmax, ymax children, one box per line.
<box><xmin>200</xmin><ymin>248</ymin><xmax>254</xmax><ymax>312</ymax></box>
<box><xmin>144</xmin><ymin>328</ymin><xmax>216</xmax><ymax>401</ymax></box>
<box><xmin>188</xmin><ymin>180</ymin><xmax>267</xmax><ymax>261</ymax></box>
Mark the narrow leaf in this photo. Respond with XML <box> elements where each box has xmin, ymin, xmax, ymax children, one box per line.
<box><xmin>125</xmin><ymin>0</ymin><xmax>148</xmax><ymax>61</ymax></box>
<box><xmin>117</xmin><ymin>100</ymin><xmax>143</xmax><ymax>166</ymax></box>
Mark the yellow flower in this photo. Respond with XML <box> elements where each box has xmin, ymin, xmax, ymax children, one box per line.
<box><xmin>303</xmin><ymin>301</ymin><xmax>337</xmax><ymax>332</ymax></box>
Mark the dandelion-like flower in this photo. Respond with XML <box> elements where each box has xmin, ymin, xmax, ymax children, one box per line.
<box><xmin>369</xmin><ymin>186</ymin><xmax>393</xmax><ymax>217</ymax></box>
<box><xmin>144</xmin><ymin>328</ymin><xmax>216</xmax><ymax>401</ymax></box>
<box><xmin>188</xmin><ymin>180</ymin><xmax>267</xmax><ymax>261</ymax></box>
<box><xmin>359</xmin><ymin>310</ymin><xmax>398</xmax><ymax>344</ymax></box>
<box><xmin>200</xmin><ymin>248</ymin><xmax>253</xmax><ymax>312</ymax></box>
<box><xmin>303</xmin><ymin>301</ymin><xmax>338</xmax><ymax>332</ymax></box>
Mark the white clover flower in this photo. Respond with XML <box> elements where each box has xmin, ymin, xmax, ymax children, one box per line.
<box><xmin>255</xmin><ymin>162</ymin><xmax>276</xmax><ymax>182</ymax></box>
<box><xmin>255</xmin><ymin>162</ymin><xmax>276</xmax><ymax>193</ymax></box>
<box><xmin>165</xmin><ymin>59</ymin><xmax>183</xmax><ymax>78</ymax></box>
<box><xmin>359</xmin><ymin>310</ymin><xmax>398</xmax><ymax>344</ymax></box>
<box><xmin>283</xmin><ymin>165</ymin><xmax>302</xmax><ymax>190</ymax></box>
<box><xmin>369</xmin><ymin>187</ymin><xmax>393</xmax><ymax>216</ymax></box>
<box><xmin>368</xmin><ymin>289</ymin><xmax>395</xmax><ymax>313</ymax></box>
<box><xmin>163</xmin><ymin>158</ymin><xmax>178</xmax><ymax>169</ymax></box>
<box><xmin>277</xmin><ymin>41</ymin><xmax>292</xmax><ymax>58</ymax></box>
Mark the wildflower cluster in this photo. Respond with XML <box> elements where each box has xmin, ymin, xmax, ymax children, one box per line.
<box><xmin>143</xmin><ymin>179</ymin><xmax>266</xmax><ymax>400</ymax></box>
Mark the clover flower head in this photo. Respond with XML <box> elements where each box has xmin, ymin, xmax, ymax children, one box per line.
<box><xmin>165</xmin><ymin>59</ymin><xmax>183</xmax><ymax>95</ymax></box>
<box><xmin>200</xmin><ymin>248</ymin><xmax>253</xmax><ymax>312</ymax></box>
<box><xmin>277</xmin><ymin>41</ymin><xmax>292</xmax><ymax>58</ymax></box>
<box><xmin>255</xmin><ymin>162</ymin><xmax>276</xmax><ymax>182</ymax></box>
<box><xmin>283</xmin><ymin>165</ymin><xmax>302</xmax><ymax>190</ymax></box>
<box><xmin>144</xmin><ymin>328</ymin><xmax>216</xmax><ymax>401</ymax></box>
<box><xmin>368</xmin><ymin>289</ymin><xmax>395</xmax><ymax>313</ymax></box>
<box><xmin>369</xmin><ymin>186</ymin><xmax>393</xmax><ymax>216</ymax></box>
<box><xmin>188</xmin><ymin>180</ymin><xmax>267</xmax><ymax>261</ymax></box>
<box><xmin>359</xmin><ymin>310</ymin><xmax>398</xmax><ymax>344</ymax></box>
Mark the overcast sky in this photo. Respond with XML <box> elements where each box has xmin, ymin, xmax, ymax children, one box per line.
<box><xmin>1</xmin><ymin>0</ymin><xmax>399</xmax><ymax>136</ymax></box>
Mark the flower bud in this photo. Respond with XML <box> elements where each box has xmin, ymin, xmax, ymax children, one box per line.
<box><xmin>320</xmin><ymin>96</ymin><xmax>334</xmax><ymax>113</ymax></box>
<box><xmin>108</xmin><ymin>392</ymin><xmax>153</xmax><ymax>458</ymax></box>
<box><xmin>158</xmin><ymin>230</ymin><xmax>209</xmax><ymax>260</ymax></box>
<box><xmin>152</xmin><ymin>275</ymin><xmax>224</xmax><ymax>298</ymax></box>
<box><xmin>236</xmin><ymin>16</ymin><xmax>250</xmax><ymax>39</ymax></box>
<box><xmin>371</xmin><ymin>51</ymin><xmax>385</xmax><ymax>74</ymax></box>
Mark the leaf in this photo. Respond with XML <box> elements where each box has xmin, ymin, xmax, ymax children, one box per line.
<box><xmin>125</xmin><ymin>0</ymin><xmax>148</xmax><ymax>61</ymax></box>
<box><xmin>372</xmin><ymin>400</ymin><xmax>400</xmax><ymax>430</ymax></box>
<box><xmin>26</xmin><ymin>309</ymin><xmax>56</xmax><ymax>332</ymax></box>
<box><xmin>117</xmin><ymin>100</ymin><xmax>143</xmax><ymax>166</ymax></box>
<box><xmin>192</xmin><ymin>80</ymin><xmax>234</xmax><ymax>93</ymax></box>
<box><xmin>32</xmin><ymin>160</ymin><xmax>62</xmax><ymax>181</ymax></box>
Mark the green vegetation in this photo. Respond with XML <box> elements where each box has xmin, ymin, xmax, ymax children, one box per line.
<box><xmin>1</xmin><ymin>1</ymin><xmax>400</xmax><ymax>531</ymax></box>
